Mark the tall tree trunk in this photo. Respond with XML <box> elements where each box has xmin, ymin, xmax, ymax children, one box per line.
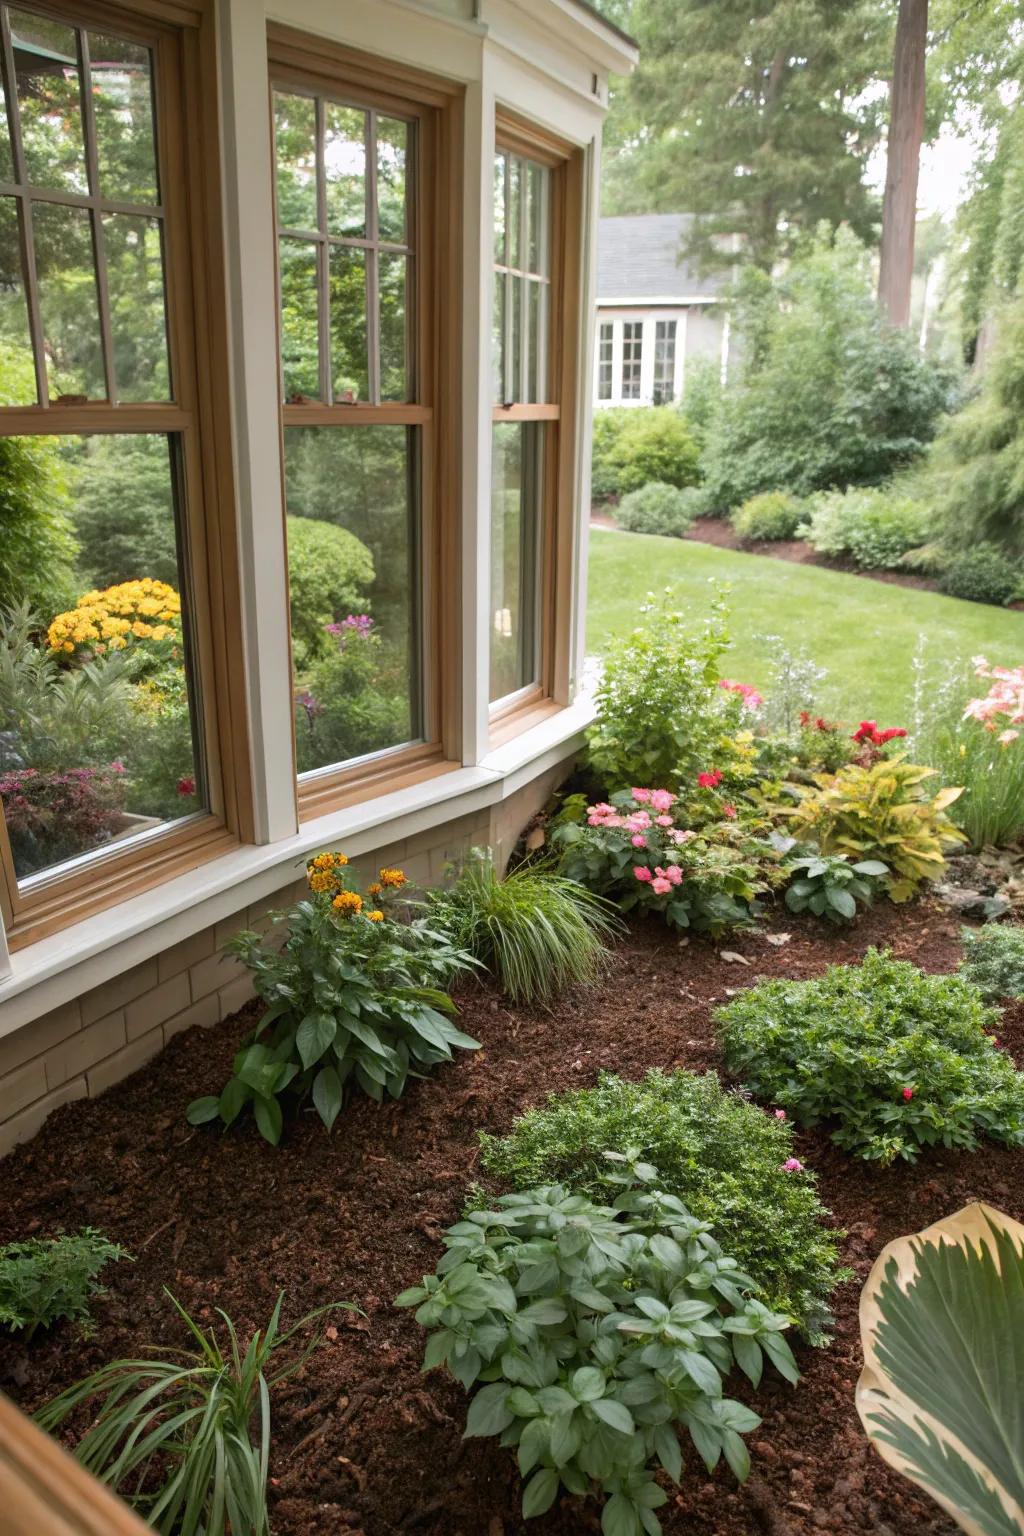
<box><xmin>878</xmin><ymin>0</ymin><xmax>928</xmax><ymax>327</ymax></box>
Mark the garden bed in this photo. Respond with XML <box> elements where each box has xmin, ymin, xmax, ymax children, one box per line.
<box><xmin>1</xmin><ymin>899</ymin><xmax>1019</xmax><ymax>1536</ymax></box>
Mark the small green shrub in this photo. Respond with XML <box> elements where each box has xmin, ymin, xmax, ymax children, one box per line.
<box><xmin>938</xmin><ymin>544</ymin><xmax>1021</xmax><ymax>606</ymax></box>
<box><xmin>616</xmin><ymin>481</ymin><xmax>697</xmax><ymax>538</ymax></box>
<box><xmin>479</xmin><ymin>1070</ymin><xmax>849</xmax><ymax>1341</ymax></box>
<box><xmin>396</xmin><ymin>1179</ymin><xmax>798</xmax><ymax>1533</ymax></box>
<box><xmin>730</xmin><ymin>492</ymin><xmax>805</xmax><ymax>543</ymax></box>
<box><xmin>423</xmin><ymin>849</ymin><xmax>621</xmax><ymax>1005</ymax></box>
<box><xmin>295</xmin><ymin>618</ymin><xmax>410</xmax><ymax>771</ymax></box>
<box><xmin>603</xmin><ymin>407</ymin><xmax>701</xmax><ymax>496</ymax></box>
<box><xmin>0</xmin><ymin>1229</ymin><xmax>127</xmax><ymax>1340</ymax></box>
<box><xmin>38</xmin><ymin>1292</ymin><xmax>352</xmax><ymax>1536</ymax></box>
<box><xmin>960</xmin><ymin>923</ymin><xmax>1024</xmax><ymax>1001</ymax></box>
<box><xmin>803</xmin><ymin>487</ymin><xmax>930</xmax><ymax>569</ymax></box>
<box><xmin>717</xmin><ymin>948</ymin><xmax>1024</xmax><ymax>1163</ymax></box>
<box><xmin>591</xmin><ymin>408</ymin><xmax>631</xmax><ymax>500</ymax></box>
<box><xmin>285</xmin><ymin>515</ymin><xmax>375</xmax><ymax>664</ymax></box>
<box><xmin>783</xmin><ymin>852</ymin><xmax>889</xmax><ymax>923</ymax></box>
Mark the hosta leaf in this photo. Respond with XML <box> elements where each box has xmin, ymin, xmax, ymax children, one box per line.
<box><xmin>517</xmin><ymin>1414</ymin><xmax>550</xmax><ymax>1474</ymax></box>
<box><xmin>296</xmin><ymin>1011</ymin><xmax>337</xmax><ymax>1069</ymax></box>
<box><xmin>253</xmin><ymin>1093</ymin><xmax>283</xmax><ymax>1146</ymax></box>
<box><xmin>653</xmin><ymin>1421</ymin><xmax>683</xmax><ymax>1483</ymax></box>
<box><xmin>312</xmin><ymin>1066</ymin><xmax>343</xmax><ymax>1131</ymax></box>
<box><xmin>602</xmin><ymin>1492</ymin><xmax>641</xmax><ymax>1536</ymax></box>
<box><xmin>522</xmin><ymin>1466</ymin><xmax>560</xmax><ymax>1518</ymax></box>
<box><xmin>186</xmin><ymin>1096</ymin><xmax>220</xmax><ymax>1125</ymax></box>
<box><xmin>422</xmin><ymin>1330</ymin><xmax>451</xmax><ymax>1371</ymax></box>
<box><xmin>571</xmin><ymin>1366</ymin><xmax>606</xmax><ymax>1402</ymax></box>
<box><xmin>218</xmin><ymin>1078</ymin><xmax>249</xmax><ymax>1126</ymax></box>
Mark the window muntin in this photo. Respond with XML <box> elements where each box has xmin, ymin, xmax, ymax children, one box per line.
<box><xmin>621</xmin><ymin>319</ymin><xmax>643</xmax><ymax>400</ymax></box>
<box><xmin>653</xmin><ymin>318</ymin><xmax>676</xmax><ymax>405</ymax></box>
<box><xmin>597</xmin><ymin>320</ymin><xmax>613</xmax><ymax>401</ymax></box>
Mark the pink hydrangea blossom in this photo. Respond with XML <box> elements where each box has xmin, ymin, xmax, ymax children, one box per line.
<box><xmin>654</xmin><ymin>865</ymin><xmax>683</xmax><ymax>886</ymax></box>
<box><xmin>773</xmin><ymin>1109</ymin><xmax>786</xmax><ymax>1121</ymax></box>
<box><xmin>902</xmin><ymin>1086</ymin><xmax>914</xmax><ymax>1102</ymax></box>
<box><xmin>634</xmin><ymin>866</ymin><xmax>653</xmax><ymax>883</ymax></box>
<box><xmin>655</xmin><ymin>814</ymin><xmax>674</xmax><ymax>827</ymax></box>
<box><xmin>631</xmin><ymin>788</ymin><xmax>652</xmax><ymax>803</ymax></box>
<box><xmin>719</xmin><ymin>679</ymin><xmax>764</xmax><ymax>711</ymax></box>
<box><xmin>669</xmin><ymin>828</ymin><xmax>697</xmax><ymax>845</ymax></box>
<box><xmin>722</xmin><ymin>804</ymin><xmax>737</xmax><ymax>819</ymax></box>
<box><xmin>651</xmin><ymin>876</ymin><xmax>673</xmax><ymax>895</ymax></box>
<box><xmin>649</xmin><ymin>789</ymin><xmax>676</xmax><ymax>813</ymax></box>
<box><xmin>782</xmin><ymin>1158</ymin><xmax>804</xmax><ymax>1173</ymax></box>
<box><xmin>631</xmin><ymin>834</ymin><xmax>647</xmax><ymax>848</ymax></box>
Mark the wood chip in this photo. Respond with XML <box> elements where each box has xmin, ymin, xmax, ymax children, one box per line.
<box><xmin>765</xmin><ymin>932</ymin><xmax>792</xmax><ymax>947</ymax></box>
<box><xmin>719</xmin><ymin>950</ymin><xmax>751</xmax><ymax>965</ymax></box>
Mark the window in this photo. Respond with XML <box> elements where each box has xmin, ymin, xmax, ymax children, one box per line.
<box><xmin>621</xmin><ymin>319</ymin><xmax>643</xmax><ymax>399</ymax></box>
<box><xmin>653</xmin><ymin>319</ymin><xmax>676</xmax><ymax>404</ymax></box>
<box><xmin>0</xmin><ymin>0</ymin><xmax>246</xmax><ymax>946</ymax></box>
<box><xmin>597</xmin><ymin>320</ymin><xmax>613</xmax><ymax>401</ymax></box>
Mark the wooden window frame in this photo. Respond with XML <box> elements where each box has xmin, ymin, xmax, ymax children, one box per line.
<box><xmin>489</xmin><ymin>112</ymin><xmax>584</xmax><ymax>745</ymax></box>
<box><xmin>267</xmin><ymin>26</ymin><xmax>463</xmax><ymax>822</ymax></box>
<box><xmin>0</xmin><ymin>0</ymin><xmax>252</xmax><ymax>951</ymax></box>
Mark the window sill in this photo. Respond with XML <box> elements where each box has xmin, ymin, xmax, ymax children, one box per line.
<box><xmin>0</xmin><ymin>695</ymin><xmax>595</xmax><ymax>1035</ymax></box>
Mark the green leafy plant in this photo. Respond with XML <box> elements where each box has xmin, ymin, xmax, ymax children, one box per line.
<box><xmin>284</xmin><ymin>515</ymin><xmax>375</xmax><ymax>664</ymax></box>
<box><xmin>423</xmin><ymin>848</ymin><xmax>621</xmax><ymax>1005</ymax></box>
<box><xmin>396</xmin><ymin>1178</ymin><xmax>799</xmax><ymax>1534</ymax></box>
<box><xmin>479</xmin><ymin>1069</ymin><xmax>849</xmax><ymax>1343</ymax></box>
<box><xmin>787</xmin><ymin>755</ymin><xmax>967</xmax><ymax>900</ymax></box>
<box><xmin>0</xmin><ymin>1229</ymin><xmax>128</xmax><ymax>1340</ymax></box>
<box><xmin>960</xmin><ymin>923</ymin><xmax>1024</xmax><ymax>1002</ymax></box>
<box><xmin>783</xmin><ymin>851</ymin><xmax>889</xmax><ymax>923</ymax></box>
<box><xmin>37</xmin><ymin>1291</ymin><xmax>352</xmax><ymax>1536</ymax></box>
<box><xmin>615</xmin><ymin>481</ymin><xmax>697</xmax><ymax>538</ymax></box>
<box><xmin>717</xmin><ymin>948</ymin><xmax>1024</xmax><ymax>1163</ymax></box>
<box><xmin>601</xmin><ymin>407</ymin><xmax>701</xmax><ymax>497</ymax></box>
<box><xmin>856</xmin><ymin>1202</ymin><xmax>1024</xmax><ymax>1535</ymax></box>
<box><xmin>802</xmin><ymin>486</ymin><xmax>932</xmax><ymax>569</ymax></box>
<box><xmin>730</xmin><ymin>491</ymin><xmax>805</xmax><ymax>543</ymax></box>
<box><xmin>938</xmin><ymin>544</ymin><xmax>1021</xmax><ymax>607</ymax></box>
<box><xmin>187</xmin><ymin>852</ymin><xmax>479</xmax><ymax>1143</ymax></box>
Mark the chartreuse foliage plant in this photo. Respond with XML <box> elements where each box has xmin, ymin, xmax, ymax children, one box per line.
<box><xmin>0</xmin><ymin>1229</ymin><xmax>128</xmax><ymax>1340</ymax></box>
<box><xmin>959</xmin><ymin>923</ymin><xmax>1024</xmax><ymax>1003</ymax></box>
<box><xmin>396</xmin><ymin>1178</ymin><xmax>798</xmax><ymax>1535</ymax></box>
<box><xmin>783</xmin><ymin>851</ymin><xmax>889</xmax><ymax>923</ymax></box>
<box><xmin>38</xmin><ymin>1291</ymin><xmax>353</xmax><ymax>1536</ymax></box>
<box><xmin>857</xmin><ymin>1202</ymin><xmax>1024</xmax><ymax>1536</ymax></box>
<box><xmin>479</xmin><ymin>1070</ymin><xmax>849</xmax><ymax>1343</ymax></box>
<box><xmin>423</xmin><ymin>848</ymin><xmax>622</xmax><ymax>1006</ymax></box>
<box><xmin>730</xmin><ymin>491</ymin><xmax>805</xmax><ymax>543</ymax></box>
<box><xmin>717</xmin><ymin>949</ymin><xmax>1024</xmax><ymax>1164</ymax></box>
<box><xmin>188</xmin><ymin>852</ymin><xmax>479</xmax><ymax>1143</ymax></box>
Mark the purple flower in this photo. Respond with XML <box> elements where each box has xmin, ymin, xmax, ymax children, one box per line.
<box><xmin>296</xmin><ymin>690</ymin><xmax>324</xmax><ymax>722</ymax></box>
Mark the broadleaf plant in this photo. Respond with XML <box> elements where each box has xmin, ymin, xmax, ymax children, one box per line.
<box><xmin>783</xmin><ymin>850</ymin><xmax>889</xmax><ymax>923</ymax></box>
<box><xmin>396</xmin><ymin>1173</ymin><xmax>799</xmax><ymax>1534</ymax></box>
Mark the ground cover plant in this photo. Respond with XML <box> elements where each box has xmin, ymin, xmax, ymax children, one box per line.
<box><xmin>0</xmin><ymin>1229</ymin><xmax>127</xmax><ymax>1340</ymax></box>
<box><xmin>479</xmin><ymin>1069</ymin><xmax>849</xmax><ymax>1342</ymax></box>
<box><xmin>960</xmin><ymin>923</ymin><xmax>1024</xmax><ymax>1002</ymax></box>
<box><xmin>717</xmin><ymin>948</ymin><xmax>1024</xmax><ymax>1163</ymax></box>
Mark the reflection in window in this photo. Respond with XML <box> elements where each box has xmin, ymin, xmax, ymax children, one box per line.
<box><xmin>490</xmin><ymin>422</ymin><xmax>541</xmax><ymax>702</ymax></box>
<box><xmin>653</xmin><ymin>319</ymin><xmax>676</xmax><ymax>405</ymax></box>
<box><xmin>622</xmin><ymin>320</ymin><xmax>643</xmax><ymax>400</ymax></box>
<box><xmin>598</xmin><ymin>321</ymin><xmax>613</xmax><ymax>401</ymax></box>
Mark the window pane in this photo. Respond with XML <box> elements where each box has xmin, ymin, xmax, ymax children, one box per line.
<box><xmin>508</xmin><ymin>155</ymin><xmax>522</xmax><ymax>271</ymax></box>
<box><xmin>377</xmin><ymin>115</ymin><xmax>407</xmax><ymax>244</ymax></box>
<box><xmin>379</xmin><ymin>250</ymin><xmax>409</xmax><ymax>401</ymax></box>
<box><xmin>493</xmin><ymin>152</ymin><xmax>507</xmax><ymax>265</ymax></box>
<box><xmin>279</xmin><ymin>236</ymin><xmax>320</xmax><ymax>400</ymax></box>
<box><xmin>0</xmin><ymin>63</ymin><xmax>13</xmax><ymax>182</ymax></box>
<box><xmin>329</xmin><ymin>243</ymin><xmax>367</xmax><ymax>401</ymax></box>
<box><xmin>324</xmin><ymin>103</ymin><xmax>366</xmax><ymax>238</ymax></box>
<box><xmin>104</xmin><ymin>213</ymin><xmax>170</xmax><ymax>401</ymax></box>
<box><xmin>526</xmin><ymin>161</ymin><xmax>546</xmax><ymax>275</ymax></box>
<box><xmin>490</xmin><ymin>421</ymin><xmax>541</xmax><ymax>702</ymax></box>
<box><xmin>0</xmin><ymin>195</ymin><xmax>36</xmax><ymax>402</ymax></box>
<box><xmin>0</xmin><ymin>433</ymin><xmax>204</xmax><ymax>884</ymax></box>
<box><xmin>492</xmin><ymin>267</ymin><xmax>506</xmax><ymax>402</ymax></box>
<box><xmin>274</xmin><ymin>90</ymin><xmax>317</xmax><ymax>231</ymax></box>
<box><xmin>89</xmin><ymin>32</ymin><xmax>159</xmax><ymax>206</ymax></box>
<box><xmin>526</xmin><ymin>278</ymin><xmax>547</xmax><ymax>403</ymax></box>
<box><xmin>33</xmin><ymin>201</ymin><xmax>106</xmax><ymax>399</ymax></box>
<box><xmin>283</xmin><ymin>425</ymin><xmax>419</xmax><ymax>773</ymax></box>
<box><xmin>9</xmin><ymin>9</ymin><xmax>87</xmax><ymax>194</ymax></box>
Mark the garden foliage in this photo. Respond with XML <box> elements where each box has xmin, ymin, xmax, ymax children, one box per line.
<box><xmin>295</xmin><ymin>615</ymin><xmax>410</xmax><ymax>772</ymax></box>
<box><xmin>593</xmin><ymin>407</ymin><xmax>701</xmax><ymax>499</ymax></box>
<box><xmin>397</xmin><ymin>1178</ymin><xmax>798</xmax><ymax>1534</ymax></box>
<box><xmin>802</xmin><ymin>487</ymin><xmax>931</xmax><ymax>570</ymax></box>
<box><xmin>782</xmin><ymin>852</ymin><xmax>888</xmax><ymax>923</ymax></box>
<box><xmin>284</xmin><ymin>515</ymin><xmax>375</xmax><ymax>664</ymax></box>
<box><xmin>479</xmin><ymin>1070</ymin><xmax>849</xmax><ymax>1342</ymax></box>
<box><xmin>729</xmin><ymin>492</ymin><xmax>805</xmax><ymax>544</ymax></box>
<box><xmin>717</xmin><ymin>949</ymin><xmax>1024</xmax><ymax>1163</ymax></box>
<box><xmin>0</xmin><ymin>345</ymin><xmax>78</xmax><ymax>614</ymax></box>
<box><xmin>616</xmin><ymin>482</ymin><xmax>697</xmax><ymax>539</ymax></box>
<box><xmin>0</xmin><ymin>1229</ymin><xmax>127</xmax><ymax>1340</ymax></box>
<box><xmin>938</xmin><ymin>544</ymin><xmax>1021</xmax><ymax>606</ymax></box>
<box><xmin>960</xmin><ymin>923</ymin><xmax>1024</xmax><ymax>1002</ymax></box>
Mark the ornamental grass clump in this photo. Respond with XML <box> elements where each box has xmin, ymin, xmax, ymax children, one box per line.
<box><xmin>187</xmin><ymin>851</ymin><xmax>480</xmax><ymax>1143</ymax></box>
<box><xmin>959</xmin><ymin>922</ymin><xmax>1024</xmax><ymax>1002</ymax></box>
<box><xmin>479</xmin><ymin>1070</ymin><xmax>849</xmax><ymax>1343</ymax></box>
<box><xmin>396</xmin><ymin>1178</ymin><xmax>798</xmax><ymax>1534</ymax></box>
<box><xmin>717</xmin><ymin>948</ymin><xmax>1024</xmax><ymax>1164</ymax></box>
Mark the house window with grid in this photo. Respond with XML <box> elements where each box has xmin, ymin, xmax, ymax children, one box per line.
<box><xmin>621</xmin><ymin>319</ymin><xmax>643</xmax><ymax>399</ymax></box>
<box><xmin>597</xmin><ymin>320</ymin><xmax>613</xmax><ymax>401</ymax></box>
<box><xmin>653</xmin><ymin>318</ymin><xmax>676</xmax><ymax>404</ymax></box>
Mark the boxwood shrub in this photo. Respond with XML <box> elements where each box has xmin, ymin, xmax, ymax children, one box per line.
<box><xmin>615</xmin><ymin>481</ymin><xmax>698</xmax><ymax>538</ymax></box>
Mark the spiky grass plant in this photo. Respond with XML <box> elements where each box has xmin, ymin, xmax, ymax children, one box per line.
<box><xmin>36</xmin><ymin>1292</ymin><xmax>351</xmax><ymax>1536</ymax></box>
<box><xmin>425</xmin><ymin>848</ymin><xmax>623</xmax><ymax>1005</ymax></box>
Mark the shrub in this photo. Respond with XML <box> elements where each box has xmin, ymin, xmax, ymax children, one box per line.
<box><xmin>959</xmin><ymin>923</ymin><xmax>1024</xmax><ymax>1001</ymax></box>
<box><xmin>787</xmin><ymin>756</ymin><xmax>967</xmax><ymax>900</ymax></box>
<box><xmin>479</xmin><ymin>1070</ymin><xmax>849</xmax><ymax>1341</ymax></box>
<box><xmin>285</xmin><ymin>515</ymin><xmax>375</xmax><ymax>663</ymax></box>
<box><xmin>716</xmin><ymin>948</ymin><xmax>1024</xmax><ymax>1163</ymax></box>
<box><xmin>803</xmin><ymin>487</ymin><xmax>931</xmax><ymax>569</ymax></box>
<box><xmin>0</xmin><ymin>1230</ymin><xmax>127</xmax><ymax>1340</ymax></box>
<box><xmin>938</xmin><ymin>544</ymin><xmax>1021</xmax><ymax>606</ymax></box>
<box><xmin>793</xmin><ymin>714</ymin><xmax>856</xmax><ymax>773</ymax></box>
<box><xmin>0</xmin><ymin>763</ymin><xmax>127</xmax><ymax>877</ymax></box>
<box><xmin>602</xmin><ymin>407</ymin><xmax>701</xmax><ymax>496</ymax></box>
<box><xmin>783</xmin><ymin>852</ymin><xmax>889</xmax><ymax>923</ymax></box>
<box><xmin>396</xmin><ymin>1179</ymin><xmax>798</xmax><ymax>1532</ymax></box>
<box><xmin>423</xmin><ymin>849</ymin><xmax>621</xmax><ymax>1005</ymax></box>
<box><xmin>591</xmin><ymin>408</ymin><xmax>632</xmax><ymax>500</ymax></box>
<box><xmin>730</xmin><ymin>492</ymin><xmax>805</xmax><ymax>543</ymax></box>
<box><xmin>38</xmin><ymin>1292</ymin><xmax>350</xmax><ymax>1535</ymax></box>
<box><xmin>616</xmin><ymin>481</ymin><xmax>697</xmax><ymax>538</ymax></box>
<box><xmin>295</xmin><ymin>617</ymin><xmax>410</xmax><ymax>771</ymax></box>
<box><xmin>187</xmin><ymin>853</ymin><xmax>479</xmax><ymax>1143</ymax></box>
<box><xmin>0</xmin><ymin>344</ymin><xmax>78</xmax><ymax>613</ymax></box>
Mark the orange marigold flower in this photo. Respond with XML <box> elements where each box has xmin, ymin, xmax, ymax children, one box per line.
<box><xmin>308</xmin><ymin>870</ymin><xmax>335</xmax><ymax>893</ymax></box>
<box><xmin>379</xmin><ymin>867</ymin><xmax>407</xmax><ymax>888</ymax></box>
<box><xmin>332</xmin><ymin>891</ymin><xmax>363</xmax><ymax>914</ymax></box>
<box><xmin>367</xmin><ymin>882</ymin><xmax>383</xmax><ymax>897</ymax></box>
<box><xmin>310</xmin><ymin>852</ymin><xmax>336</xmax><ymax>871</ymax></box>
<box><xmin>368</xmin><ymin>910</ymin><xmax>384</xmax><ymax>921</ymax></box>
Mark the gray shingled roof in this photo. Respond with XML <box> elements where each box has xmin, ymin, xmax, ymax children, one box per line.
<box><xmin>597</xmin><ymin>215</ymin><xmax>726</xmax><ymax>303</ymax></box>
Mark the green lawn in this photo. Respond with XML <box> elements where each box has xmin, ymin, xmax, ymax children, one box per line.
<box><xmin>586</xmin><ymin>527</ymin><xmax>1024</xmax><ymax>724</ymax></box>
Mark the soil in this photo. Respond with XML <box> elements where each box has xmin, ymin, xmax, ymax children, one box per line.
<box><xmin>3</xmin><ymin>899</ymin><xmax>1021</xmax><ymax>1536</ymax></box>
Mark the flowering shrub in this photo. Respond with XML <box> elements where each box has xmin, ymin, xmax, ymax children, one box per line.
<box><xmin>47</xmin><ymin>579</ymin><xmax>181</xmax><ymax>658</ymax></box>
<box><xmin>0</xmin><ymin>763</ymin><xmax>125</xmax><ymax>877</ymax></box>
<box><xmin>963</xmin><ymin>658</ymin><xmax>1024</xmax><ymax>743</ymax></box>
<box><xmin>794</xmin><ymin>713</ymin><xmax>853</xmax><ymax>772</ymax></box>
<box><xmin>296</xmin><ymin>616</ymin><xmax>410</xmax><ymax>771</ymax></box>
<box><xmin>716</xmin><ymin>949</ymin><xmax>1024</xmax><ymax>1163</ymax></box>
<box><xmin>187</xmin><ymin>852</ymin><xmax>479</xmax><ymax>1143</ymax></box>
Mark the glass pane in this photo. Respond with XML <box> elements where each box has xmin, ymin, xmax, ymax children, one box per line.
<box><xmin>379</xmin><ymin>250</ymin><xmax>408</xmax><ymax>401</ymax></box>
<box><xmin>279</xmin><ymin>236</ymin><xmax>320</xmax><ymax>401</ymax></box>
<box><xmin>510</xmin><ymin>274</ymin><xmax>522</xmax><ymax>400</ymax></box>
<box><xmin>274</xmin><ymin>90</ymin><xmax>317</xmax><ymax>231</ymax></box>
<box><xmin>0</xmin><ymin>196</ymin><xmax>36</xmax><ymax>402</ymax></box>
<box><xmin>526</xmin><ymin>161</ymin><xmax>545</xmax><ymax>274</ymax></box>
<box><xmin>104</xmin><ymin>213</ymin><xmax>170</xmax><ymax>401</ymax></box>
<box><xmin>9</xmin><ymin>9</ymin><xmax>87</xmax><ymax>193</ymax></box>
<box><xmin>0</xmin><ymin>64</ymin><xmax>13</xmax><ymax>182</ymax></box>
<box><xmin>0</xmin><ymin>433</ymin><xmax>204</xmax><ymax>884</ymax></box>
<box><xmin>377</xmin><ymin>115</ymin><xmax>407</xmax><ymax>244</ymax></box>
<box><xmin>324</xmin><ymin>103</ymin><xmax>365</xmax><ymax>238</ymax></box>
<box><xmin>508</xmin><ymin>154</ymin><xmax>522</xmax><ymax>271</ymax></box>
<box><xmin>329</xmin><ymin>243</ymin><xmax>367</xmax><ymax>402</ymax></box>
<box><xmin>282</xmin><ymin>424</ymin><xmax>419</xmax><ymax>773</ymax></box>
<box><xmin>33</xmin><ymin>201</ymin><xmax>106</xmax><ymax>399</ymax></box>
<box><xmin>526</xmin><ymin>279</ymin><xmax>547</xmax><ymax>403</ymax></box>
<box><xmin>490</xmin><ymin>421</ymin><xmax>541</xmax><ymax>702</ymax></box>
<box><xmin>492</xmin><ymin>267</ymin><xmax>506</xmax><ymax>402</ymax></box>
<box><xmin>493</xmin><ymin>152</ymin><xmax>507</xmax><ymax>265</ymax></box>
<box><xmin>89</xmin><ymin>32</ymin><xmax>158</xmax><ymax>206</ymax></box>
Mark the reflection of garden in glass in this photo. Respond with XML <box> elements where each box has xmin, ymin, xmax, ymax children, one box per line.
<box><xmin>490</xmin><ymin>422</ymin><xmax>542</xmax><ymax>702</ymax></box>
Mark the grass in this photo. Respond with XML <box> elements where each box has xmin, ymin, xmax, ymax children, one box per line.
<box><xmin>587</xmin><ymin>528</ymin><xmax>1024</xmax><ymax>724</ymax></box>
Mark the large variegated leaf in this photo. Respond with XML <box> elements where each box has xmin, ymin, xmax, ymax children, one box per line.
<box><xmin>856</xmin><ymin>1202</ymin><xmax>1024</xmax><ymax>1535</ymax></box>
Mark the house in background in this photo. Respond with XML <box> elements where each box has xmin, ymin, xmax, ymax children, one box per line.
<box><xmin>594</xmin><ymin>213</ymin><xmax>734</xmax><ymax>407</ymax></box>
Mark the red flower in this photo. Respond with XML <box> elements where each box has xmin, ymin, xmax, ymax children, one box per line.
<box><xmin>177</xmin><ymin>776</ymin><xmax>196</xmax><ymax>797</ymax></box>
<box><xmin>902</xmin><ymin>1086</ymin><xmax>914</xmax><ymax>1102</ymax></box>
<box><xmin>697</xmin><ymin>770</ymin><xmax>722</xmax><ymax>789</ymax></box>
<box><xmin>799</xmin><ymin>711</ymin><xmax>811</xmax><ymax>727</ymax></box>
<box><xmin>853</xmin><ymin>720</ymin><xmax>907</xmax><ymax>747</ymax></box>
<box><xmin>877</xmin><ymin>727</ymin><xmax>907</xmax><ymax>743</ymax></box>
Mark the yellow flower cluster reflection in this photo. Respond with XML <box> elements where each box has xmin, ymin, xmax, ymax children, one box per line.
<box><xmin>48</xmin><ymin>579</ymin><xmax>182</xmax><ymax>657</ymax></box>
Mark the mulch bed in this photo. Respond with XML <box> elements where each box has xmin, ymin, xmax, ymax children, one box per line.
<box><xmin>3</xmin><ymin>899</ymin><xmax>1021</xmax><ymax>1536</ymax></box>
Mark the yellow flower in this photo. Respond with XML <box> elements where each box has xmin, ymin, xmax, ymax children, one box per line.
<box><xmin>367</xmin><ymin>882</ymin><xmax>382</xmax><ymax>897</ymax></box>
<box><xmin>379</xmin><ymin>867</ymin><xmax>407</xmax><ymax>889</ymax></box>
<box><xmin>308</xmin><ymin>870</ymin><xmax>335</xmax><ymax>893</ymax></box>
<box><xmin>368</xmin><ymin>910</ymin><xmax>384</xmax><ymax>922</ymax></box>
<box><xmin>332</xmin><ymin>891</ymin><xmax>363</xmax><ymax>915</ymax></box>
<box><xmin>310</xmin><ymin>852</ymin><xmax>336</xmax><ymax>871</ymax></box>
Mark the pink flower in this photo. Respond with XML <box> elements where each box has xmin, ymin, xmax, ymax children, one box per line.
<box><xmin>902</xmin><ymin>1087</ymin><xmax>914</xmax><ymax>1102</ymax></box>
<box><xmin>634</xmin><ymin>866</ymin><xmax>653</xmax><ymax>883</ymax></box>
<box><xmin>697</xmin><ymin>770</ymin><xmax>722</xmax><ymax>789</ymax></box>
<box><xmin>670</xmin><ymin>828</ymin><xmax>697</xmax><ymax>845</ymax></box>
<box><xmin>782</xmin><ymin>1158</ymin><xmax>804</xmax><ymax>1173</ymax></box>
<box><xmin>631</xmin><ymin>834</ymin><xmax>647</xmax><ymax>848</ymax></box>
<box><xmin>719</xmin><ymin>679</ymin><xmax>764</xmax><ymax>711</ymax></box>
<box><xmin>649</xmin><ymin>789</ymin><xmax>676</xmax><ymax>813</ymax></box>
<box><xmin>722</xmin><ymin>804</ymin><xmax>737</xmax><ymax>819</ymax></box>
<box><xmin>631</xmin><ymin>788</ymin><xmax>652</xmax><ymax>803</ymax></box>
<box><xmin>625</xmin><ymin>810</ymin><xmax>652</xmax><ymax>830</ymax></box>
<box><xmin>774</xmin><ymin>1109</ymin><xmax>786</xmax><ymax>1121</ymax></box>
<box><xmin>654</xmin><ymin>864</ymin><xmax>683</xmax><ymax>886</ymax></box>
<box><xmin>999</xmin><ymin>729</ymin><xmax>1020</xmax><ymax>745</ymax></box>
<box><xmin>651</xmin><ymin>877</ymin><xmax>673</xmax><ymax>895</ymax></box>
<box><xmin>655</xmin><ymin>814</ymin><xmax>674</xmax><ymax>827</ymax></box>
<box><xmin>177</xmin><ymin>775</ymin><xmax>196</xmax><ymax>797</ymax></box>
